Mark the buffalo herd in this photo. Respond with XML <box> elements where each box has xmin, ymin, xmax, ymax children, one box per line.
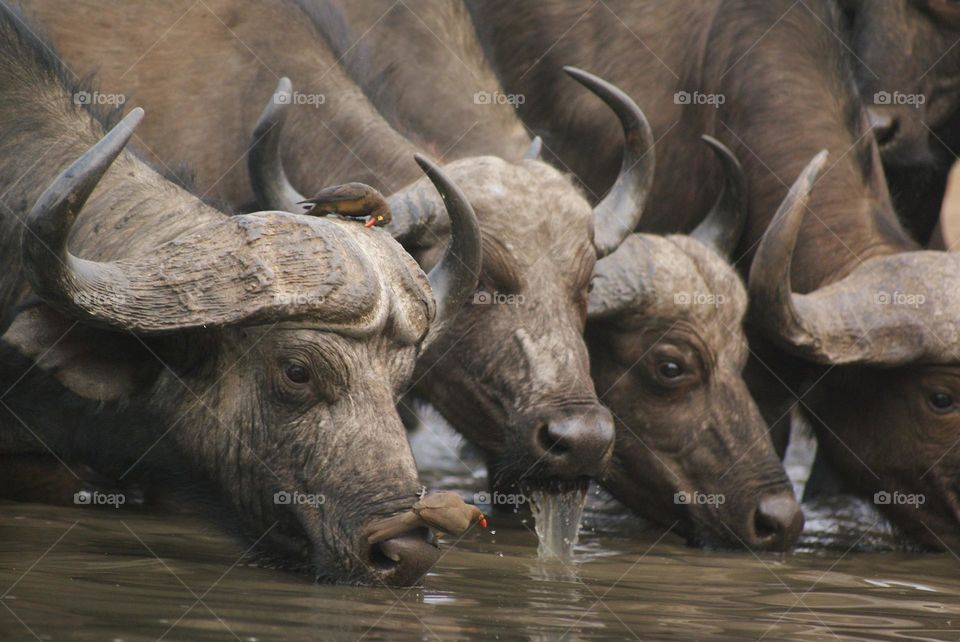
<box><xmin>1</xmin><ymin>0</ymin><xmax>959</xmax><ymax>586</ymax></box>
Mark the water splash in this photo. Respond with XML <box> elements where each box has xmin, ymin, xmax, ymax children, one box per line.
<box><xmin>529</xmin><ymin>485</ymin><xmax>588</xmax><ymax>561</ymax></box>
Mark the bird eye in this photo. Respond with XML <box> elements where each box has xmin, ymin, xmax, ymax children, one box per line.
<box><xmin>658</xmin><ymin>361</ymin><xmax>684</xmax><ymax>379</ymax></box>
<box><xmin>284</xmin><ymin>364</ymin><xmax>311</xmax><ymax>385</ymax></box>
<box><xmin>377</xmin><ymin>215</ymin><xmax>384</xmax><ymax>221</ymax></box>
<box><xmin>928</xmin><ymin>391</ymin><xmax>954</xmax><ymax>412</ymax></box>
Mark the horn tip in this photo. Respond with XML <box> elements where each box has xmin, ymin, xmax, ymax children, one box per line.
<box><xmin>803</xmin><ymin>149</ymin><xmax>830</xmax><ymax>185</ymax></box>
<box><xmin>701</xmin><ymin>135</ymin><xmax>741</xmax><ymax>168</ymax></box>
<box><xmin>413</xmin><ymin>153</ymin><xmax>439</xmax><ymax>175</ymax></box>
<box><xmin>563</xmin><ymin>65</ymin><xmax>595</xmax><ymax>84</ymax></box>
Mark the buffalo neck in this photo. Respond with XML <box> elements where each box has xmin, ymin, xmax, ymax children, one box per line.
<box><xmin>705</xmin><ymin>0</ymin><xmax>917</xmax><ymax>292</ymax></box>
<box><xmin>332</xmin><ymin>0</ymin><xmax>531</xmax><ymax>161</ymax></box>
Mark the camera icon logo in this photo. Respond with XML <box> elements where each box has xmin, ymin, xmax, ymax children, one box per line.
<box><xmin>473</xmin><ymin>291</ymin><xmax>492</xmax><ymax>305</ymax></box>
<box><xmin>273</xmin><ymin>490</ymin><xmax>292</xmax><ymax>505</ymax></box>
<box><xmin>674</xmin><ymin>291</ymin><xmax>691</xmax><ymax>305</ymax></box>
<box><xmin>73</xmin><ymin>490</ymin><xmax>92</xmax><ymax>505</ymax></box>
<box><xmin>674</xmin><ymin>491</ymin><xmax>691</xmax><ymax>505</ymax></box>
<box><xmin>874</xmin><ymin>91</ymin><xmax>891</xmax><ymax>105</ymax></box>
<box><xmin>473</xmin><ymin>90</ymin><xmax>492</xmax><ymax>105</ymax></box>
<box><xmin>73</xmin><ymin>91</ymin><xmax>91</xmax><ymax>105</ymax></box>
<box><xmin>673</xmin><ymin>91</ymin><xmax>691</xmax><ymax>105</ymax></box>
<box><xmin>473</xmin><ymin>492</ymin><xmax>491</xmax><ymax>505</ymax></box>
<box><xmin>874</xmin><ymin>490</ymin><xmax>891</xmax><ymax>505</ymax></box>
<box><xmin>274</xmin><ymin>92</ymin><xmax>292</xmax><ymax>105</ymax></box>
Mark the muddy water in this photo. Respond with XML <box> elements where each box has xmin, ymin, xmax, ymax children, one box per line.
<box><xmin>2</xmin><ymin>419</ymin><xmax>960</xmax><ymax>641</ymax></box>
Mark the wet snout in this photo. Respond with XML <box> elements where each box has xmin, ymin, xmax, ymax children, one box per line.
<box><xmin>367</xmin><ymin>529</ymin><xmax>440</xmax><ymax>587</ymax></box>
<box><xmin>747</xmin><ymin>491</ymin><xmax>804</xmax><ymax>551</ymax></box>
<box><xmin>525</xmin><ymin>404</ymin><xmax>615</xmax><ymax>479</ymax></box>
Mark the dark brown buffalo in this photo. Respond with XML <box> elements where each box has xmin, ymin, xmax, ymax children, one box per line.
<box><xmin>472</xmin><ymin>0</ymin><xmax>960</xmax><ymax>550</ymax></box>
<box><xmin>842</xmin><ymin>0</ymin><xmax>960</xmax><ymax>169</ymax></box>
<box><xmin>20</xmin><ymin>0</ymin><xmax>666</xmax><ymax>497</ymax></box>
<box><xmin>321</xmin><ymin>0</ymin><xmax>802</xmax><ymax>549</ymax></box>
<box><xmin>0</xmin><ymin>3</ymin><xmax>483</xmax><ymax>586</ymax></box>
<box><xmin>840</xmin><ymin>0</ymin><xmax>960</xmax><ymax>243</ymax></box>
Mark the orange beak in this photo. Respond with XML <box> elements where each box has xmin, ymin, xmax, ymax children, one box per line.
<box><xmin>479</xmin><ymin>516</ymin><xmax>488</xmax><ymax>529</ymax></box>
<box><xmin>364</xmin><ymin>215</ymin><xmax>377</xmax><ymax>228</ymax></box>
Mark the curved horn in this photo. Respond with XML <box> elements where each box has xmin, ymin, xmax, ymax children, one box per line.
<box><xmin>691</xmin><ymin>136</ymin><xmax>748</xmax><ymax>258</ymax></box>
<box><xmin>23</xmin><ymin>108</ymin><xmax>386</xmax><ymax>335</ymax></box>
<box><xmin>751</xmin><ymin>149</ymin><xmax>960</xmax><ymax>365</ymax></box>
<box><xmin>564</xmin><ymin>66</ymin><xmax>655</xmax><ymax>258</ymax></box>
<box><xmin>407</xmin><ymin>155</ymin><xmax>482</xmax><ymax>354</ymax></box>
<box><xmin>523</xmin><ymin>136</ymin><xmax>542</xmax><ymax>160</ymax></box>
<box><xmin>21</xmin><ymin>108</ymin><xmax>145</xmax><ymax>325</ymax></box>
<box><xmin>249</xmin><ymin>77</ymin><xmax>307</xmax><ymax>213</ymax></box>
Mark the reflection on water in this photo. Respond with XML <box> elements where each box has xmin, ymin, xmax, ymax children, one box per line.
<box><xmin>1</xmin><ymin>418</ymin><xmax>959</xmax><ymax>640</ymax></box>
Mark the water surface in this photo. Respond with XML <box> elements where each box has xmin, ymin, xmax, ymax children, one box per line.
<box><xmin>1</xmin><ymin>419</ymin><xmax>958</xmax><ymax>641</ymax></box>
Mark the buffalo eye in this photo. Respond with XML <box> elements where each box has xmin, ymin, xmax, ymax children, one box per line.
<box><xmin>928</xmin><ymin>391</ymin><xmax>954</xmax><ymax>412</ymax></box>
<box><xmin>284</xmin><ymin>363</ymin><xmax>311</xmax><ymax>385</ymax></box>
<box><xmin>658</xmin><ymin>360</ymin><xmax>684</xmax><ymax>379</ymax></box>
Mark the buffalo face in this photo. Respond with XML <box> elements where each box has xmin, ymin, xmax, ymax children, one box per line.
<box><xmin>806</xmin><ymin>364</ymin><xmax>960</xmax><ymax>551</ymax></box>
<box><xmin>163</xmin><ymin>323</ymin><xmax>438</xmax><ymax>585</ymax></box>
<box><xmin>410</xmin><ymin>158</ymin><xmax>615</xmax><ymax>491</ymax></box>
<box><xmin>587</xmin><ymin>235</ymin><xmax>802</xmax><ymax>551</ymax></box>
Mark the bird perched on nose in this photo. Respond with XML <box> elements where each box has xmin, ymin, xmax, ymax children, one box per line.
<box><xmin>363</xmin><ymin>491</ymin><xmax>487</xmax><ymax>544</ymax></box>
<box><xmin>298</xmin><ymin>182</ymin><xmax>392</xmax><ymax>228</ymax></box>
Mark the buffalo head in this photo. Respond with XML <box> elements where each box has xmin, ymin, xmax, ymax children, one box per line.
<box><xmin>750</xmin><ymin>150</ymin><xmax>960</xmax><ymax>550</ymax></box>
<box><xmin>587</xmin><ymin>136</ymin><xmax>803</xmax><ymax>551</ymax></box>
<box><xmin>10</xmin><ymin>108</ymin><xmax>483</xmax><ymax>585</ymax></box>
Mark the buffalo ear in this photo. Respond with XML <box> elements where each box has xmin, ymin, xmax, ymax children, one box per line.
<box><xmin>931</xmin><ymin>161</ymin><xmax>960</xmax><ymax>251</ymax></box>
<box><xmin>3</xmin><ymin>304</ymin><xmax>159</xmax><ymax>401</ymax></box>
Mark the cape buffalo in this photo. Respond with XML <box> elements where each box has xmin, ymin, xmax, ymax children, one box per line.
<box><xmin>19</xmin><ymin>0</ymin><xmax>660</xmax><ymax>498</ymax></box>
<box><xmin>472</xmin><ymin>0</ymin><xmax>960</xmax><ymax>550</ymax></box>
<box><xmin>0</xmin><ymin>3</ymin><xmax>483</xmax><ymax>586</ymax></box>
<box><xmin>323</xmin><ymin>0</ymin><xmax>802</xmax><ymax>549</ymax></box>
<box><xmin>840</xmin><ymin>0</ymin><xmax>960</xmax><ymax>243</ymax></box>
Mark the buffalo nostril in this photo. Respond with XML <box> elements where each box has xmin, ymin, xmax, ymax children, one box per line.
<box><xmin>867</xmin><ymin>108</ymin><xmax>898</xmax><ymax>147</ymax></box>
<box><xmin>368</xmin><ymin>529</ymin><xmax>439</xmax><ymax>587</ymax></box>
<box><xmin>535</xmin><ymin>421</ymin><xmax>567</xmax><ymax>455</ymax></box>
<box><xmin>529</xmin><ymin>409</ymin><xmax>615</xmax><ymax>478</ymax></box>
<box><xmin>753</xmin><ymin>492</ymin><xmax>804</xmax><ymax>551</ymax></box>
